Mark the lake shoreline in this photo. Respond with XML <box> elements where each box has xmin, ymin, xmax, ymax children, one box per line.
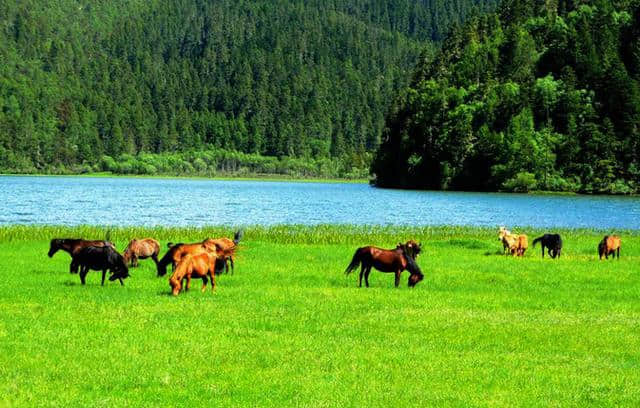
<box><xmin>0</xmin><ymin>172</ymin><xmax>369</xmax><ymax>184</ymax></box>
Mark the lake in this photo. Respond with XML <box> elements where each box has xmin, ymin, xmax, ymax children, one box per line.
<box><xmin>2</xmin><ymin>175</ymin><xmax>639</xmax><ymax>229</ymax></box>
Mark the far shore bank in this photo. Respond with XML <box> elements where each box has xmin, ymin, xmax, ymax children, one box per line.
<box><xmin>0</xmin><ymin>172</ymin><xmax>369</xmax><ymax>184</ymax></box>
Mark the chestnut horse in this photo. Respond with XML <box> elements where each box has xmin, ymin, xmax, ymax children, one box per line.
<box><xmin>344</xmin><ymin>241</ymin><xmax>424</xmax><ymax>288</ymax></box>
<box><xmin>123</xmin><ymin>238</ymin><xmax>160</xmax><ymax>267</ymax></box>
<box><xmin>157</xmin><ymin>230</ymin><xmax>242</xmax><ymax>277</ymax></box>
<box><xmin>498</xmin><ymin>228</ymin><xmax>528</xmax><ymax>256</ymax></box>
<box><xmin>156</xmin><ymin>239</ymin><xmax>219</xmax><ymax>277</ymax></box>
<box><xmin>598</xmin><ymin>235</ymin><xmax>621</xmax><ymax>260</ymax></box>
<box><xmin>169</xmin><ymin>252</ymin><xmax>217</xmax><ymax>296</ymax></box>
<box><xmin>48</xmin><ymin>238</ymin><xmax>115</xmax><ymax>274</ymax></box>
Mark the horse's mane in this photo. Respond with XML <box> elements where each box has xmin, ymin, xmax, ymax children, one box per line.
<box><xmin>399</xmin><ymin>245</ymin><xmax>423</xmax><ymax>276</ymax></box>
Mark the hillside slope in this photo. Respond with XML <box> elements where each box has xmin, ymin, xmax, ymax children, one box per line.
<box><xmin>372</xmin><ymin>0</ymin><xmax>640</xmax><ymax>193</ymax></box>
<box><xmin>0</xmin><ymin>0</ymin><xmax>497</xmax><ymax>174</ymax></box>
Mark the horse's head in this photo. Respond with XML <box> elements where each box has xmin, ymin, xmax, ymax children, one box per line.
<box><xmin>122</xmin><ymin>248</ymin><xmax>132</xmax><ymax>265</ymax></box>
<box><xmin>404</xmin><ymin>251</ymin><xmax>424</xmax><ymax>288</ymax></box>
<box><xmin>408</xmin><ymin>272</ymin><xmax>424</xmax><ymax>288</ymax></box>
<box><xmin>498</xmin><ymin>227</ymin><xmax>510</xmax><ymax>241</ymax></box>
<box><xmin>48</xmin><ymin>239</ymin><xmax>62</xmax><ymax>257</ymax></box>
<box><xmin>109</xmin><ymin>253</ymin><xmax>130</xmax><ymax>281</ymax></box>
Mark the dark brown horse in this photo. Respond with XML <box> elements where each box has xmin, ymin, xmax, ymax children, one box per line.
<box><xmin>75</xmin><ymin>246</ymin><xmax>129</xmax><ymax>286</ymax></box>
<box><xmin>48</xmin><ymin>238</ymin><xmax>115</xmax><ymax>274</ymax></box>
<box><xmin>123</xmin><ymin>238</ymin><xmax>160</xmax><ymax>267</ymax></box>
<box><xmin>344</xmin><ymin>241</ymin><xmax>424</xmax><ymax>288</ymax></box>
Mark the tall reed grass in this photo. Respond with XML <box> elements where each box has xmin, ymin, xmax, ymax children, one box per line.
<box><xmin>1</xmin><ymin>224</ymin><xmax>635</xmax><ymax>245</ymax></box>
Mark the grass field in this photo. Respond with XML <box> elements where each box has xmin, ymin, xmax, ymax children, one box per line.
<box><xmin>1</xmin><ymin>226</ymin><xmax>639</xmax><ymax>406</ymax></box>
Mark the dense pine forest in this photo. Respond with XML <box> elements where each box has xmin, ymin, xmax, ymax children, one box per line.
<box><xmin>0</xmin><ymin>0</ymin><xmax>497</xmax><ymax>178</ymax></box>
<box><xmin>373</xmin><ymin>0</ymin><xmax>640</xmax><ymax>193</ymax></box>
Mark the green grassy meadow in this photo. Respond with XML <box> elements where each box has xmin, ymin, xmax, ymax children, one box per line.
<box><xmin>1</xmin><ymin>226</ymin><xmax>639</xmax><ymax>406</ymax></box>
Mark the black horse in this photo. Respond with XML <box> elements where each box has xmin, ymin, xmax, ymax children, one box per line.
<box><xmin>75</xmin><ymin>246</ymin><xmax>129</xmax><ymax>286</ymax></box>
<box><xmin>532</xmin><ymin>234</ymin><xmax>563</xmax><ymax>259</ymax></box>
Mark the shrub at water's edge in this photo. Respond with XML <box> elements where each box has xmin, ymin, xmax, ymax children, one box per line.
<box><xmin>2</xmin><ymin>149</ymin><xmax>371</xmax><ymax>181</ymax></box>
<box><xmin>372</xmin><ymin>0</ymin><xmax>640</xmax><ymax>194</ymax></box>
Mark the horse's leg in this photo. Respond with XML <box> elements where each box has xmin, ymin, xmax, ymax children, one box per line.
<box><xmin>364</xmin><ymin>266</ymin><xmax>371</xmax><ymax>288</ymax></box>
<box><xmin>394</xmin><ymin>270</ymin><xmax>401</xmax><ymax>288</ymax></box>
<box><xmin>70</xmin><ymin>259</ymin><xmax>77</xmax><ymax>274</ymax></box>
<box><xmin>80</xmin><ymin>267</ymin><xmax>88</xmax><ymax>285</ymax></box>
<box><xmin>119</xmin><ymin>277</ymin><xmax>124</xmax><ymax>286</ymax></box>
<box><xmin>210</xmin><ymin>271</ymin><xmax>216</xmax><ymax>292</ymax></box>
<box><xmin>229</xmin><ymin>256</ymin><xmax>235</xmax><ymax>275</ymax></box>
<box><xmin>201</xmin><ymin>276</ymin><xmax>208</xmax><ymax>293</ymax></box>
<box><xmin>101</xmin><ymin>269</ymin><xmax>107</xmax><ymax>286</ymax></box>
<box><xmin>541</xmin><ymin>245</ymin><xmax>545</xmax><ymax>258</ymax></box>
<box><xmin>186</xmin><ymin>275</ymin><xmax>192</xmax><ymax>292</ymax></box>
<box><xmin>358</xmin><ymin>265</ymin><xmax>364</xmax><ymax>287</ymax></box>
<box><xmin>133</xmin><ymin>255</ymin><xmax>138</xmax><ymax>268</ymax></box>
<box><xmin>617</xmin><ymin>248</ymin><xmax>620</xmax><ymax>259</ymax></box>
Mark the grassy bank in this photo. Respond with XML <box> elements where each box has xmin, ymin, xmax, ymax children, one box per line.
<box><xmin>1</xmin><ymin>226</ymin><xmax>639</xmax><ymax>406</ymax></box>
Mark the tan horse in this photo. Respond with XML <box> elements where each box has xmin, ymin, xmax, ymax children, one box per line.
<box><xmin>598</xmin><ymin>235</ymin><xmax>621</xmax><ymax>260</ymax></box>
<box><xmin>169</xmin><ymin>252</ymin><xmax>217</xmax><ymax>296</ymax></box>
<box><xmin>498</xmin><ymin>228</ymin><xmax>528</xmax><ymax>257</ymax></box>
<box><xmin>123</xmin><ymin>238</ymin><xmax>160</xmax><ymax>267</ymax></box>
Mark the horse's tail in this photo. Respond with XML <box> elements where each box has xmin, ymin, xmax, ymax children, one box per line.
<box><xmin>344</xmin><ymin>249</ymin><xmax>362</xmax><ymax>275</ymax></box>
<box><xmin>233</xmin><ymin>230</ymin><xmax>243</xmax><ymax>246</ymax></box>
<box><xmin>532</xmin><ymin>236</ymin><xmax>543</xmax><ymax>247</ymax></box>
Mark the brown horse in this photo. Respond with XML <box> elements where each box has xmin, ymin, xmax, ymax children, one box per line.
<box><xmin>48</xmin><ymin>238</ymin><xmax>115</xmax><ymax>274</ymax></box>
<box><xmin>207</xmin><ymin>230</ymin><xmax>243</xmax><ymax>274</ymax></box>
<box><xmin>344</xmin><ymin>241</ymin><xmax>424</xmax><ymax>288</ymax></box>
<box><xmin>498</xmin><ymin>228</ymin><xmax>528</xmax><ymax>256</ymax></box>
<box><xmin>169</xmin><ymin>252</ymin><xmax>217</xmax><ymax>296</ymax></box>
<box><xmin>598</xmin><ymin>235</ymin><xmax>621</xmax><ymax>260</ymax></box>
<box><xmin>156</xmin><ymin>239</ymin><xmax>219</xmax><ymax>277</ymax></box>
<box><xmin>123</xmin><ymin>238</ymin><xmax>160</xmax><ymax>267</ymax></box>
<box><xmin>157</xmin><ymin>230</ymin><xmax>242</xmax><ymax>277</ymax></box>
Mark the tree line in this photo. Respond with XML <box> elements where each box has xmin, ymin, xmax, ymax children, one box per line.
<box><xmin>0</xmin><ymin>0</ymin><xmax>496</xmax><ymax>177</ymax></box>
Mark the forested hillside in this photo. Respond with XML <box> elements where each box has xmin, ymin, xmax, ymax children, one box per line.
<box><xmin>373</xmin><ymin>0</ymin><xmax>640</xmax><ymax>193</ymax></box>
<box><xmin>0</xmin><ymin>0</ymin><xmax>496</xmax><ymax>177</ymax></box>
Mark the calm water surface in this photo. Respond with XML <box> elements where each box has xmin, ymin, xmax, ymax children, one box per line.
<box><xmin>2</xmin><ymin>176</ymin><xmax>639</xmax><ymax>229</ymax></box>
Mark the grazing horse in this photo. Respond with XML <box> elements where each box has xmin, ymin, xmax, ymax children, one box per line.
<box><xmin>498</xmin><ymin>227</ymin><xmax>512</xmax><ymax>253</ymax></box>
<box><xmin>156</xmin><ymin>239</ymin><xmax>219</xmax><ymax>277</ymax></box>
<box><xmin>598</xmin><ymin>235</ymin><xmax>621</xmax><ymax>260</ymax></box>
<box><xmin>344</xmin><ymin>242</ymin><xmax>424</xmax><ymax>288</ymax></box>
<box><xmin>498</xmin><ymin>228</ymin><xmax>528</xmax><ymax>256</ymax></box>
<box><xmin>48</xmin><ymin>238</ymin><xmax>115</xmax><ymax>274</ymax></box>
<box><xmin>157</xmin><ymin>230</ymin><xmax>242</xmax><ymax>277</ymax></box>
<box><xmin>169</xmin><ymin>252</ymin><xmax>217</xmax><ymax>296</ymax></box>
<box><xmin>75</xmin><ymin>246</ymin><xmax>129</xmax><ymax>286</ymax></box>
<box><xmin>532</xmin><ymin>234</ymin><xmax>563</xmax><ymax>259</ymax></box>
<box><xmin>123</xmin><ymin>238</ymin><xmax>160</xmax><ymax>267</ymax></box>
<box><xmin>209</xmin><ymin>230</ymin><xmax>243</xmax><ymax>275</ymax></box>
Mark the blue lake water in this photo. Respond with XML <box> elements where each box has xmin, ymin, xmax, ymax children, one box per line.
<box><xmin>1</xmin><ymin>175</ymin><xmax>639</xmax><ymax>229</ymax></box>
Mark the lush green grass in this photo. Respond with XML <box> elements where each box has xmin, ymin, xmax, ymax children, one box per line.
<box><xmin>1</xmin><ymin>226</ymin><xmax>639</xmax><ymax>406</ymax></box>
